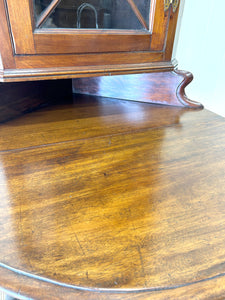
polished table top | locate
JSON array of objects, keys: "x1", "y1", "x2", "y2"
[{"x1": 0, "y1": 95, "x2": 225, "y2": 299}]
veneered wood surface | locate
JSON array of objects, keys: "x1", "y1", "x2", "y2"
[
  {"x1": 150, "y1": 0, "x2": 170, "y2": 51},
  {"x1": 14, "y1": 52, "x2": 164, "y2": 70},
  {"x1": 0, "y1": 95, "x2": 225, "y2": 299},
  {"x1": 164, "y1": 0, "x2": 180, "y2": 60},
  {"x1": 0, "y1": 0, "x2": 15, "y2": 69},
  {"x1": 72, "y1": 71, "x2": 203, "y2": 108},
  {"x1": 6, "y1": 0, "x2": 35, "y2": 54},
  {"x1": 34, "y1": 31, "x2": 151, "y2": 54}
]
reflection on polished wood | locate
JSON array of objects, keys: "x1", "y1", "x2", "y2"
[
  {"x1": 0, "y1": 95, "x2": 225, "y2": 299},
  {"x1": 72, "y1": 71, "x2": 203, "y2": 108}
]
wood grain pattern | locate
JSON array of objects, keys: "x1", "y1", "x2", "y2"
[
  {"x1": 0, "y1": 95, "x2": 186, "y2": 151},
  {"x1": 150, "y1": 0, "x2": 170, "y2": 50},
  {"x1": 6, "y1": 0, "x2": 35, "y2": 54},
  {"x1": 0, "y1": 94, "x2": 225, "y2": 299},
  {"x1": 0, "y1": 0, "x2": 15, "y2": 69},
  {"x1": 34, "y1": 30, "x2": 151, "y2": 54},
  {"x1": 72, "y1": 70, "x2": 203, "y2": 108},
  {"x1": 14, "y1": 51, "x2": 164, "y2": 69},
  {"x1": 164, "y1": 0, "x2": 181, "y2": 60}
]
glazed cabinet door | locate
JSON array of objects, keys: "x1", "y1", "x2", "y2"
[{"x1": 5, "y1": 0, "x2": 175, "y2": 55}]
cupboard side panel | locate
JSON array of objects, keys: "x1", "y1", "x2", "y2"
[
  {"x1": 164, "y1": 0, "x2": 182, "y2": 60},
  {"x1": 6, "y1": 0, "x2": 35, "y2": 54},
  {"x1": 0, "y1": 0, "x2": 15, "y2": 69},
  {"x1": 150, "y1": 0, "x2": 170, "y2": 51}
]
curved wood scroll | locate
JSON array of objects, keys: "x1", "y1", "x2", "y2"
[{"x1": 72, "y1": 70, "x2": 203, "y2": 108}]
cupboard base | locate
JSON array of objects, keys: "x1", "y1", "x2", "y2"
[{"x1": 72, "y1": 70, "x2": 203, "y2": 108}]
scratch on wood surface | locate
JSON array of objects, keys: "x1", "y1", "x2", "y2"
[
  {"x1": 74, "y1": 232, "x2": 85, "y2": 256},
  {"x1": 137, "y1": 245, "x2": 147, "y2": 286}
]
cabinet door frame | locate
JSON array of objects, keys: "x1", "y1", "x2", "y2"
[{"x1": 5, "y1": 0, "x2": 172, "y2": 55}]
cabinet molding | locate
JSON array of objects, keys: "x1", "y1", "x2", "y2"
[{"x1": 1, "y1": 61, "x2": 176, "y2": 82}]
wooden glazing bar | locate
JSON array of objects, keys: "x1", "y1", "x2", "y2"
[
  {"x1": 36, "y1": 0, "x2": 62, "y2": 28},
  {"x1": 126, "y1": 0, "x2": 149, "y2": 30}
]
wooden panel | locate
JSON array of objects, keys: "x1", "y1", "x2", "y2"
[
  {"x1": 15, "y1": 52, "x2": 163, "y2": 69},
  {"x1": 2, "y1": 51, "x2": 172, "y2": 82},
  {"x1": 0, "y1": 99, "x2": 225, "y2": 299},
  {"x1": 164, "y1": 0, "x2": 181, "y2": 60},
  {"x1": 6, "y1": 0, "x2": 35, "y2": 54},
  {"x1": 150, "y1": 0, "x2": 170, "y2": 51},
  {"x1": 0, "y1": 0, "x2": 15, "y2": 69},
  {"x1": 34, "y1": 31, "x2": 151, "y2": 54}
]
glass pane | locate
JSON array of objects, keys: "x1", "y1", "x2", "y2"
[{"x1": 33, "y1": 0, "x2": 151, "y2": 30}]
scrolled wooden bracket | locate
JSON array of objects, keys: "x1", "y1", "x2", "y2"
[
  {"x1": 174, "y1": 69, "x2": 203, "y2": 108},
  {"x1": 72, "y1": 70, "x2": 203, "y2": 109}
]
